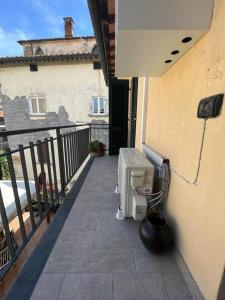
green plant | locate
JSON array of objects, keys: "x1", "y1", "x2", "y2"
[
  {"x1": 0, "y1": 148, "x2": 9, "y2": 180},
  {"x1": 88, "y1": 140, "x2": 105, "y2": 154}
]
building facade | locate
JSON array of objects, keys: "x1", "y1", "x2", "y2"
[{"x1": 0, "y1": 17, "x2": 108, "y2": 149}]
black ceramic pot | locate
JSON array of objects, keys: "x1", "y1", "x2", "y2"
[{"x1": 140, "y1": 213, "x2": 173, "y2": 253}]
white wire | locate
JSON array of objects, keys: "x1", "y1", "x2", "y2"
[{"x1": 169, "y1": 119, "x2": 207, "y2": 185}]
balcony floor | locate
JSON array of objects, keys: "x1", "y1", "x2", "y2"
[{"x1": 28, "y1": 156, "x2": 192, "y2": 299}]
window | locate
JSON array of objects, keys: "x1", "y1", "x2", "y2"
[
  {"x1": 29, "y1": 64, "x2": 38, "y2": 72},
  {"x1": 91, "y1": 97, "x2": 106, "y2": 115},
  {"x1": 29, "y1": 97, "x2": 46, "y2": 115},
  {"x1": 93, "y1": 62, "x2": 101, "y2": 69},
  {"x1": 35, "y1": 47, "x2": 44, "y2": 56}
]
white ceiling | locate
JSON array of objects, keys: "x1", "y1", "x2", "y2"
[{"x1": 115, "y1": 0, "x2": 215, "y2": 77}]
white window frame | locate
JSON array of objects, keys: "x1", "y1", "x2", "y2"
[
  {"x1": 29, "y1": 97, "x2": 46, "y2": 115},
  {"x1": 91, "y1": 96, "x2": 107, "y2": 115}
]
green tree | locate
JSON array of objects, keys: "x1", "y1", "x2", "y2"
[{"x1": 0, "y1": 148, "x2": 9, "y2": 180}]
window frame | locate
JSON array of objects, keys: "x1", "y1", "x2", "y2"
[
  {"x1": 29, "y1": 97, "x2": 47, "y2": 116},
  {"x1": 91, "y1": 96, "x2": 107, "y2": 115}
]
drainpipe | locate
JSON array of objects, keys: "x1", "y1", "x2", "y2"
[{"x1": 141, "y1": 77, "x2": 149, "y2": 145}]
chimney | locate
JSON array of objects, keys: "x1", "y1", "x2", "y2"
[{"x1": 63, "y1": 17, "x2": 74, "y2": 38}]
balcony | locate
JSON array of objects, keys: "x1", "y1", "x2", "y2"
[{"x1": 4, "y1": 151, "x2": 193, "y2": 299}]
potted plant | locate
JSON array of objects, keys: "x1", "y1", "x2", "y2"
[{"x1": 88, "y1": 140, "x2": 105, "y2": 156}]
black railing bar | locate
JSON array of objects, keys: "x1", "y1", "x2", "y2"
[
  {"x1": 71, "y1": 131, "x2": 76, "y2": 176},
  {"x1": 56, "y1": 128, "x2": 65, "y2": 195},
  {"x1": 0, "y1": 124, "x2": 90, "y2": 137},
  {"x1": 19, "y1": 145, "x2": 36, "y2": 230},
  {"x1": 63, "y1": 134, "x2": 69, "y2": 186},
  {"x1": 0, "y1": 189, "x2": 15, "y2": 259},
  {"x1": 74, "y1": 131, "x2": 79, "y2": 173},
  {"x1": 44, "y1": 138, "x2": 54, "y2": 209},
  {"x1": 49, "y1": 137, "x2": 59, "y2": 206},
  {"x1": 37, "y1": 140, "x2": 49, "y2": 217},
  {"x1": 0, "y1": 209, "x2": 50, "y2": 281},
  {"x1": 6, "y1": 149, "x2": 27, "y2": 242},
  {"x1": 29, "y1": 142, "x2": 43, "y2": 220},
  {"x1": 67, "y1": 132, "x2": 72, "y2": 181}
]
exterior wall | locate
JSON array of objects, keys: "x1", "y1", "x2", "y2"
[
  {"x1": 0, "y1": 61, "x2": 108, "y2": 127},
  {"x1": 135, "y1": 0, "x2": 225, "y2": 299},
  {"x1": 22, "y1": 38, "x2": 96, "y2": 56}
]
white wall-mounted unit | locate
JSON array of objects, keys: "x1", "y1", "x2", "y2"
[
  {"x1": 115, "y1": 0, "x2": 215, "y2": 77},
  {"x1": 118, "y1": 148, "x2": 154, "y2": 220}
]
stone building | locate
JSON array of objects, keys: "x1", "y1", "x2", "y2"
[{"x1": 0, "y1": 17, "x2": 108, "y2": 149}]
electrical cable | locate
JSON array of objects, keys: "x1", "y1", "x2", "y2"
[
  {"x1": 169, "y1": 119, "x2": 207, "y2": 185},
  {"x1": 147, "y1": 192, "x2": 164, "y2": 203},
  {"x1": 150, "y1": 198, "x2": 163, "y2": 208},
  {"x1": 136, "y1": 187, "x2": 161, "y2": 196}
]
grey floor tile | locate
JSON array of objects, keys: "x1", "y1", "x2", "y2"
[
  {"x1": 30, "y1": 273, "x2": 65, "y2": 300},
  {"x1": 80, "y1": 183, "x2": 115, "y2": 193},
  {"x1": 58, "y1": 273, "x2": 113, "y2": 300},
  {"x1": 112, "y1": 249, "x2": 135, "y2": 272},
  {"x1": 90, "y1": 249, "x2": 112, "y2": 272},
  {"x1": 96, "y1": 211, "x2": 114, "y2": 232},
  {"x1": 76, "y1": 191, "x2": 115, "y2": 202},
  {"x1": 75, "y1": 192, "x2": 116, "y2": 209},
  {"x1": 134, "y1": 248, "x2": 161, "y2": 273},
  {"x1": 96, "y1": 218, "x2": 113, "y2": 232},
  {"x1": 155, "y1": 253, "x2": 181, "y2": 275},
  {"x1": 135, "y1": 248, "x2": 181, "y2": 274},
  {"x1": 63, "y1": 216, "x2": 97, "y2": 232},
  {"x1": 113, "y1": 221, "x2": 146, "y2": 250},
  {"x1": 43, "y1": 248, "x2": 91, "y2": 273},
  {"x1": 162, "y1": 274, "x2": 193, "y2": 299},
  {"x1": 90, "y1": 248, "x2": 135, "y2": 273},
  {"x1": 114, "y1": 273, "x2": 168, "y2": 300},
  {"x1": 71, "y1": 230, "x2": 113, "y2": 249}
]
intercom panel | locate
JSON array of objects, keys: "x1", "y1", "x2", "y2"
[{"x1": 197, "y1": 94, "x2": 224, "y2": 119}]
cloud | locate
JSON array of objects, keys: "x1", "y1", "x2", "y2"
[
  {"x1": 0, "y1": 27, "x2": 32, "y2": 56},
  {"x1": 32, "y1": 0, "x2": 63, "y2": 36}
]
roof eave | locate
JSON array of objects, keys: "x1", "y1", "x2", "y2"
[
  {"x1": 17, "y1": 36, "x2": 95, "y2": 45},
  {"x1": 87, "y1": 0, "x2": 109, "y2": 85},
  {"x1": 0, "y1": 53, "x2": 99, "y2": 66}
]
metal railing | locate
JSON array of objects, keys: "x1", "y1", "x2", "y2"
[
  {"x1": 90, "y1": 123, "x2": 109, "y2": 151},
  {"x1": 0, "y1": 123, "x2": 91, "y2": 280}
]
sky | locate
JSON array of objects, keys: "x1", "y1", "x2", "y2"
[{"x1": 0, "y1": 0, "x2": 94, "y2": 57}]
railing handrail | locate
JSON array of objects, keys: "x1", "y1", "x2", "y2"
[
  {"x1": 0, "y1": 123, "x2": 109, "y2": 137},
  {"x1": 0, "y1": 123, "x2": 89, "y2": 137}
]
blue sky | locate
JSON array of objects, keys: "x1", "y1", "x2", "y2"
[{"x1": 0, "y1": 0, "x2": 93, "y2": 57}]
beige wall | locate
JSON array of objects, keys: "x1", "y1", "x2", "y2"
[
  {"x1": 0, "y1": 61, "x2": 108, "y2": 123},
  {"x1": 135, "y1": 0, "x2": 225, "y2": 299}
]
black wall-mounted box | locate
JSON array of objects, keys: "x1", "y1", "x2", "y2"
[{"x1": 197, "y1": 94, "x2": 224, "y2": 119}]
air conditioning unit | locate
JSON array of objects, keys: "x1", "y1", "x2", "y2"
[{"x1": 118, "y1": 148, "x2": 154, "y2": 220}]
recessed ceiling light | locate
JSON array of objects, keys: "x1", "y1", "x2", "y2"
[
  {"x1": 171, "y1": 50, "x2": 179, "y2": 55},
  {"x1": 182, "y1": 37, "x2": 192, "y2": 43},
  {"x1": 165, "y1": 60, "x2": 172, "y2": 64}
]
